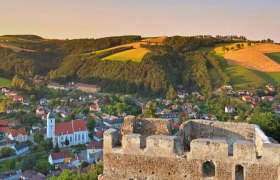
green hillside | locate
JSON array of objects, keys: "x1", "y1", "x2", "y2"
[{"x1": 200, "y1": 42, "x2": 280, "y2": 88}]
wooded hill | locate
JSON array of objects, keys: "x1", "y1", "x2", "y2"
[{"x1": 0, "y1": 35, "x2": 254, "y2": 96}]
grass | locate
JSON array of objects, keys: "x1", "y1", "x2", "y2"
[
  {"x1": 199, "y1": 42, "x2": 269, "y2": 88},
  {"x1": 265, "y1": 52, "x2": 280, "y2": 64},
  {"x1": 102, "y1": 48, "x2": 149, "y2": 62},
  {"x1": 0, "y1": 77, "x2": 12, "y2": 87}
]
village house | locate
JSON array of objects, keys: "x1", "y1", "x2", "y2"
[
  {"x1": 5, "y1": 91, "x2": 17, "y2": 97},
  {"x1": 0, "y1": 86, "x2": 9, "y2": 93},
  {"x1": 20, "y1": 170, "x2": 46, "y2": 180},
  {"x1": 274, "y1": 108, "x2": 280, "y2": 115},
  {"x1": 5, "y1": 106, "x2": 18, "y2": 114},
  {"x1": 225, "y1": 106, "x2": 235, "y2": 113},
  {"x1": 0, "y1": 169, "x2": 22, "y2": 180},
  {"x1": 79, "y1": 96, "x2": 89, "y2": 102},
  {"x1": 22, "y1": 99, "x2": 30, "y2": 106},
  {"x1": 36, "y1": 106, "x2": 45, "y2": 115},
  {"x1": 12, "y1": 142, "x2": 29, "y2": 155},
  {"x1": 89, "y1": 105, "x2": 102, "y2": 112},
  {"x1": 266, "y1": 84, "x2": 275, "y2": 91},
  {"x1": 54, "y1": 106, "x2": 71, "y2": 113},
  {"x1": 40, "y1": 98, "x2": 49, "y2": 106},
  {"x1": 83, "y1": 148, "x2": 103, "y2": 164},
  {"x1": 242, "y1": 96, "x2": 252, "y2": 102},
  {"x1": 69, "y1": 154, "x2": 84, "y2": 168},
  {"x1": 202, "y1": 114, "x2": 217, "y2": 121},
  {"x1": 103, "y1": 118, "x2": 124, "y2": 129},
  {"x1": 8, "y1": 128, "x2": 28, "y2": 142},
  {"x1": 47, "y1": 82, "x2": 69, "y2": 90},
  {"x1": 75, "y1": 83, "x2": 101, "y2": 93},
  {"x1": 261, "y1": 96, "x2": 275, "y2": 102},
  {"x1": 48, "y1": 151, "x2": 71, "y2": 165}
]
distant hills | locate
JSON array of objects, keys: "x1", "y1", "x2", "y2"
[{"x1": 0, "y1": 34, "x2": 279, "y2": 96}]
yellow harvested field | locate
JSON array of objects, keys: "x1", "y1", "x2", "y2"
[
  {"x1": 224, "y1": 43, "x2": 280, "y2": 72},
  {"x1": 215, "y1": 42, "x2": 254, "y2": 55},
  {"x1": 141, "y1": 37, "x2": 166, "y2": 44},
  {"x1": 102, "y1": 48, "x2": 149, "y2": 62},
  {"x1": 0, "y1": 43, "x2": 35, "y2": 52}
]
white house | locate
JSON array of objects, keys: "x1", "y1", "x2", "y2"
[
  {"x1": 8, "y1": 128, "x2": 28, "y2": 142},
  {"x1": 86, "y1": 149, "x2": 102, "y2": 163},
  {"x1": 225, "y1": 106, "x2": 235, "y2": 113},
  {"x1": 47, "y1": 112, "x2": 89, "y2": 147},
  {"x1": 48, "y1": 151, "x2": 71, "y2": 165}
]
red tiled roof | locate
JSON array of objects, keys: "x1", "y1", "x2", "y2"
[
  {"x1": 55, "y1": 122, "x2": 73, "y2": 136},
  {"x1": 94, "y1": 130, "x2": 104, "y2": 139},
  {"x1": 55, "y1": 119, "x2": 87, "y2": 136},
  {"x1": 0, "y1": 127, "x2": 11, "y2": 133},
  {"x1": 88, "y1": 141, "x2": 103, "y2": 149},
  {"x1": 13, "y1": 95, "x2": 23, "y2": 101},
  {"x1": 72, "y1": 119, "x2": 87, "y2": 132},
  {"x1": 9, "y1": 128, "x2": 27, "y2": 136},
  {"x1": 0, "y1": 120, "x2": 9, "y2": 127},
  {"x1": 50, "y1": 151, "x2": 70, "y2": 160}
]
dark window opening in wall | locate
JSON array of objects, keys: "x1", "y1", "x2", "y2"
[
  {"x1": 183, "y1": 138, "x2": 190, "y2": 152},
  {"x1": 235, "y1": 165, "x2": 244, "y2": 180},
  {"x1": 202, "y1": 161, "x2": 215, "y2": 177}
]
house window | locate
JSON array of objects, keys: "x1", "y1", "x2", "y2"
[
  {"x1": 78, "y1": 134, "x2": 80, "y2": 141},
  {"x1": 235, "y1": 165, "x2": 244, "y2": 180},
  {"x1": 75, "y1": 134, "x2": 77, "y2": 141},
  {"x1": 202, "y1": 161, "x2": 215, "y2": 177},
  {"x1": 70, "y1": 136, "x2": 72, "y2": 142},
  {"x1": 82, "y1": 134, "x2": 84, "y2": 140}
]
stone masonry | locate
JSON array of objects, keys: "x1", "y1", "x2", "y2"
[{"x1": 103, "y1": 116, "x2": 280, "y2": 180}]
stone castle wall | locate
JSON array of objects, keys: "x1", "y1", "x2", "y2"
[{"x1": 103, "y1": 118, "x2": 280, "y2": 180}]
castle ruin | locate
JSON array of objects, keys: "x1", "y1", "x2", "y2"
[{"x1": 103, "y1": 116, "x2": 280, "y2": 180}]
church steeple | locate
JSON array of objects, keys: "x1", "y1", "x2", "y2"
[{"x1": 47, "y1": 112, "x2": 55, "y2": 141}]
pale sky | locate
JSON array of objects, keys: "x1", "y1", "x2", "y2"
[{"x1": 1, "y1": 0, "x2": 280, "y2": 42}]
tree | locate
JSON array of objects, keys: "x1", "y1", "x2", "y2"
[
  {"x1": 236, "y1": 44, "x2": 241, "y2": 49},
  {"x1": 80, "y1": 161, "x2": 89, "y2": 169},
  {"x1": 249, "y1": 111, "x2": 280, "y2": 141},
  {"x1": 54, "y1": 142, "x2": 60, "y2": 153},
  {"x1": 30, "y1": 95, "x2": 36, "y2": 102},
  {"x1": 64, "y1": 138, "x2": 70, "y2": 147},
  {"x1": 86, "y1": 118, "x2": 96, "y2": 132},
  {"x1": 0, "y1": 147, "x2": 14, "y2": 158},
  {"x1": 143, "y1": 101, "x2": 157, "y2": 118},
  {"x1": 96, "y1": 161, "x2": 103, "y2": 175},
  {"x1": 166, "y1": 85, "x2": 176, "y2": 100},
  {"x1": 34, "y1": 160, "x2": 53, "y2": 175},
  {"x1": 21, "y1": 155, "x2": 36, "y2": 171},
  {"x1": 41, "y1": 138, "x2": 53, "y2": 152},
  {"x1": 5, "y1": 159, "x2": 16, "y2": 170},
  {"x1": 34, "y1": 131, "x2": 44, "y2": 144}
]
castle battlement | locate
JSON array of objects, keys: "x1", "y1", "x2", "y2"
[
  {"x1": 104, "y1": 129, "x2": 179, "y2": 157},
  {"x1": 103, "y1": 117, "x2": 280, "y2": 180}
]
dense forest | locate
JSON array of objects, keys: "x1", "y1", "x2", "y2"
[{"x1": 0, "y1": 35, "x2": 243, "y2": 96}]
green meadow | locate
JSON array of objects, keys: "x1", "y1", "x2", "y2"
[{"x1": 0, "y1": 77, "x2": 12, "y2": 87}]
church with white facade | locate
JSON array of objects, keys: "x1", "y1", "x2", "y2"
[{"x1": 47, "y1": 112, "x2": 89, "y2": 147}]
